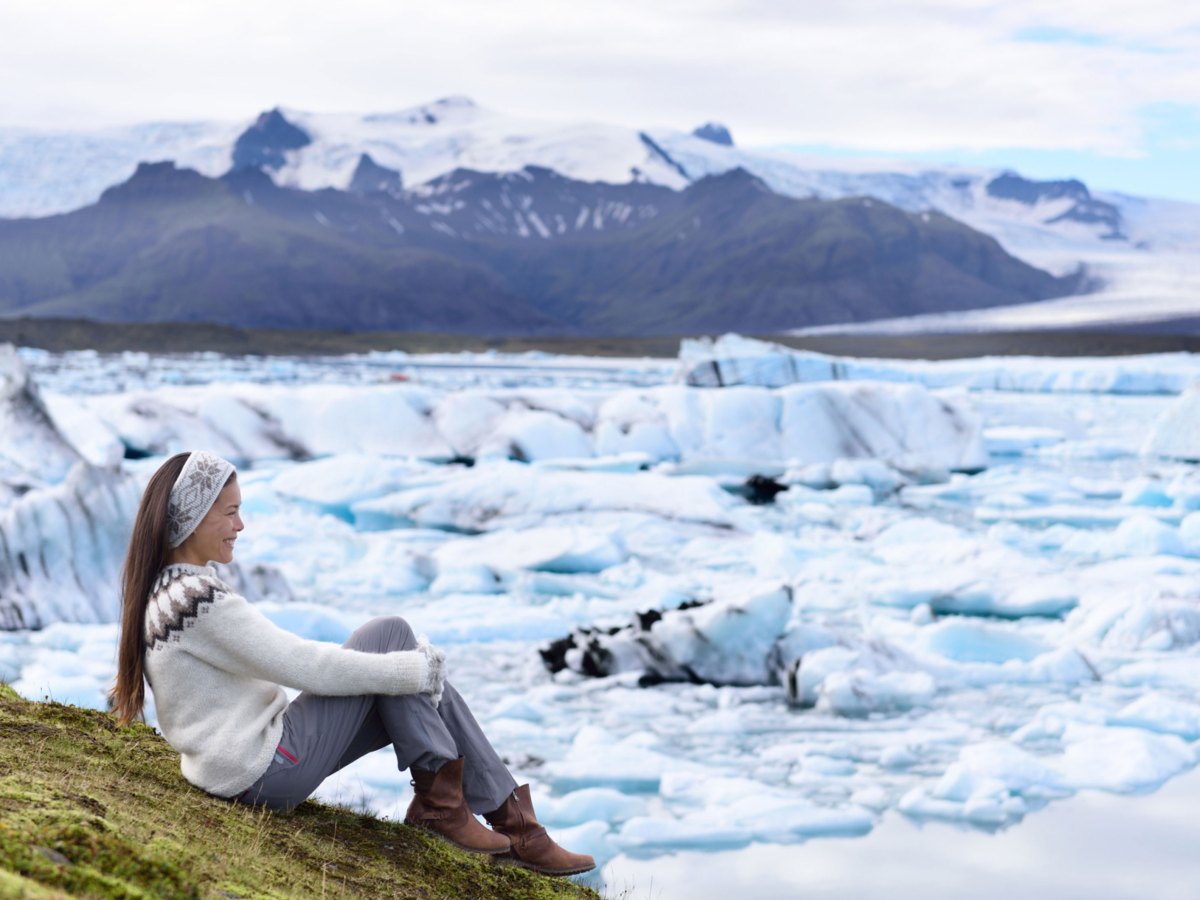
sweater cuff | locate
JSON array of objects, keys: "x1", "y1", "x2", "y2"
[{"x1": 395, "y1": 649, "x2": 428, "y2": 695}]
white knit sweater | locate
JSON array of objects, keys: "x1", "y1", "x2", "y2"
[{"x1": 143, "y1": 563, "x2": 428, "y2": 798}]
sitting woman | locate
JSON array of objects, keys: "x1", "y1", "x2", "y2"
[{"x1": 109, "y1": 450, "x2": 593, "y2": 877}]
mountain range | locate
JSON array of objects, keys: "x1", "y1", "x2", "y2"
[
  {"x1": 0, "y1": 156, "x2": 1079, "y2": 335},
  {"x1": 1, "y1": 98, "x2": 1197, "y2": 335}
]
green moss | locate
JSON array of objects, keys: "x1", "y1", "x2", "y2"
[{"x1": 0, "y1": 686, "x2": 598, "y2": 899}]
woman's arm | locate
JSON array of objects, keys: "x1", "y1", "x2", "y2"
[{"x1": 185, "y1": 584, "x2": 429, "y2": 696}]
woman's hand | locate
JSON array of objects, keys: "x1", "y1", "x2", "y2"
[{"x1": 415, "y1": 635, "x2": 447, "y2": 706}]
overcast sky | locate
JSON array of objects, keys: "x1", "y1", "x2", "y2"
[{"x1": 3, "y1": 0, "x2": 1198, "y2": 201}]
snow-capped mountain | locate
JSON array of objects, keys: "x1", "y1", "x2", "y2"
[
  {"x1": 0, "y1": 97, "x2": 687, "y2": 218},
  {"x1": 3, "y1": 97, "x2": 1195, "y2": 256},
  {"x1": 2, "y1": 96, "x2": 1198, "y2": 331}
]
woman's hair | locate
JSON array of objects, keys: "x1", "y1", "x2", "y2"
[{"x1": 109, "y1": 452, "x2": 235, "y2": 725}]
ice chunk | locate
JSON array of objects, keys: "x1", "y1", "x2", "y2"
[
  {"x1": 535, "y1": 452, "x2": 653, "y2": 473},
  {"x1": 1143, "y1": 385, "x2": 1200, "y2": 461},
  {"x1": 41, "y1": 392, "x2": 124, "y2": 467},
  {"x1": 1179, "y1": 511, "x2": 1200, "y2": 549},
  {"x1": 0, "y1": 344, "x2": 83, "y2": 486},
  {"x1": 899, "y1": 740, "x2": 1068, "y2": 827},
  {"x1": 783, "y1": 641, "x2": 935, "y2": 716},
  {"x1": 258, "y1": 603, "x2": 360, "y2": 644},
  {"x1": 536, "y1": 787, "x2": 648, "y2": 826},
  {"x1": 1116, "y1": 658, "x2": 1200, "y2": 692},
  {"x1": 681, "y1": 335, "x2": 1200, "y2": 395},
  {"x1": 545, "y1": 726, "x2": 695, "y2": 792},
  {"x1": 819, "y1": 669, "x2": 936, "y2": 717},
  {"x1": 778, "y1": 382, "x2": 986, "y2": 471},
  {"x1": 253, "y1": 384, "x2": 454, "y2": 458},
  {"x1": 0, "y1": 463, "x2": 140, "y2": 629},
  {"x1": 1121, "y1": 477, "x2": 1174, "y2": 508},
  {"x1": 1109, "y1": 693, "x2": 1200, "y2": 740},
  {"x1": 593, "y1": 391, "x2": 681, "y2": 460},
  {"x1": 7, "y1": 622, "x2": 120, "y2": 708},
  {"x1": 490, "y1": 696, "x2": 548, "y2": 723},
  {"x1": 432, "y1": 392, "x2": 506, "y2": 458},
  {"x1": 1069, "y1": 586, "x2": 1200, "y2": 650},
  {"x1": 650, "y1": 585, "x2": 792, "y2": 685},
  {"x1": 984, "y1": 426, "x2": 1065, "y2": 456},
  {"x1": 616, "y1": 795, "x2": 873, "y2": 849},
  {"x1": 1055, "y1": 724, "x2": 1196, "y2": 793},
  {"x1": 1063, "y1": 515, "x2": 1193, "y2": 559},
  {"x1": 434, "y1": 525, "x2": 626, "y2": 575},
  {"x1": 483, "y1": 407, "x2": 593, "y2": 462},
  {"x1": 352, "y1": 462, "x2": 739, "y2": 532},
  {"x1": 932, "y1": 742, "x2": 1070, "y2": 802},
  {"x1": 698, "y1": 387, "x2": 783, "y2": 462},
  {"x1": 915, "y1": 620, "x2": 1051, "y2": 664},
  {"x1": 828, "y1": 458, "x2": 907, "y2": 494},
  {"x1": 544, "y1": 584, "x2": 792, "y2": 686},
  {"x1": 428, "y1": 563, "x2": 504, "y2": 596},
  {"x1": 270, "y1": 453, "x2": 429, "y2": 518},
  {"x1": 88, "y1": 383, "x2": 455, "y2": 461}
]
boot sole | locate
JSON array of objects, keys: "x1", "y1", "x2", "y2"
[{"x1": 492, "y1": 854, "x2": 596, "y2": 876}]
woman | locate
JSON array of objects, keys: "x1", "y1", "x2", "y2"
[{"x1": 109, "y1": 450, "x2": 594, "y2": 877}]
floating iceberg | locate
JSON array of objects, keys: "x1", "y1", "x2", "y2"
[
  {"x1": 0, "y1": 344, "x2": 83, "y2": 491},
  {"x1": 1143, "y1": 385, "x2": 1200, "y2": 461},
  {"x1": 0, "y1": 463, "x2": 140, "y2": 629},
  {"x1": 71, "y1": 376, "x2": 986, "y2": 476}
]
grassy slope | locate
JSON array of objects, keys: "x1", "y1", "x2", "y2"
[{"x1": 0, "y1": 684, "x2": 597, "y2": 899}]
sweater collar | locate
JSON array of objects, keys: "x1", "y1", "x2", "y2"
[{"x1": 161, "y1": 562, "x2": 217, "y2": 578}]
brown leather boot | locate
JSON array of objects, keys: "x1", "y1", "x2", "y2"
[
  {"x1": 485, "y1": 784, "x2": 596, "y2": 876},
  {"x1": 404, "y1": 758, "x2": 511, "y2": 855}
]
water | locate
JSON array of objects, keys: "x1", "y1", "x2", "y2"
[{"x1": 604, "y1": 761, "x2": 1200, "y2": 899}]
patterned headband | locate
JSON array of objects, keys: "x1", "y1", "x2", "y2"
[{"x1": 166, "y1": 451, "x2": 237, "y2": 548}]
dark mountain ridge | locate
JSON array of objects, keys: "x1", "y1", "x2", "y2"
[
  {"x1": 986, "y1": 172, "x2": 1124, "y2": 240},
  {"x1": 0, "y1": 161, "x2": 1084, "y2": 336}
]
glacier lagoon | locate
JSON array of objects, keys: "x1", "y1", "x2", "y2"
[{"x1": 3, "y1": 338, "x2": 1200, "y2": 897}]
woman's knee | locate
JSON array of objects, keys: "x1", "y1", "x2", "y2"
[{"x1": 346, "y1": 616, "x2": 416, "y2": 652}]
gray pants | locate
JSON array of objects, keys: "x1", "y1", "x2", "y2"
[{"x1": 235, "y1": 616, "x2": 517, "y2": 814}]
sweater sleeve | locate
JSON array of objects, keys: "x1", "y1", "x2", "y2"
[{"x1": 186, "y1": 584, "x2": 428, "y2": 696}]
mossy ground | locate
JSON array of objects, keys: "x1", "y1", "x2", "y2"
[{"x1": 0, "y1": 683, "x2": 599, "y2": 899}]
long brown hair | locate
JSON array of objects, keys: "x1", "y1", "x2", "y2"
[{"x1": 110, "y1": 452, "x2": 190, "y2": 725}]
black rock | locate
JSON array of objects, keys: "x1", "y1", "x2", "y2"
[
  {"x1": 692, "y1": 122, "x2": 734, "y2": 146},
  {"x1": 98, "y1": 161, "x2": 214, "y2": 205},
  {"x1": 231, "y1": 108, "x2": 312, "y2": 172},
  {"x1": 742, "y1": 474, "x2": 787, "y2": 505},
  {"x1": 987, "y1": 172, "x2": 1124, "y2": 239},
  {"x1": 986, "y1": 172, "x2": 1089, "y2": 205},
  {"x1": 638, "y1": 132, "x2": 690, "y2": 180},
  {"x1": 1047, "y1": 198, "x2": 1126, "y2": 240},
  {"x1": 348, "y1": 153, "x2": 403, "y2": 195}
]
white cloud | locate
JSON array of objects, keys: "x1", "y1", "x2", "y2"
[{"x1": 0, "y1": 0, "x2": 1196, "y2": 158}]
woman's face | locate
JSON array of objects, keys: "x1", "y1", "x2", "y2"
[{"x1": 177, "y1": 478, "x2": 244, "y2": 566}]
